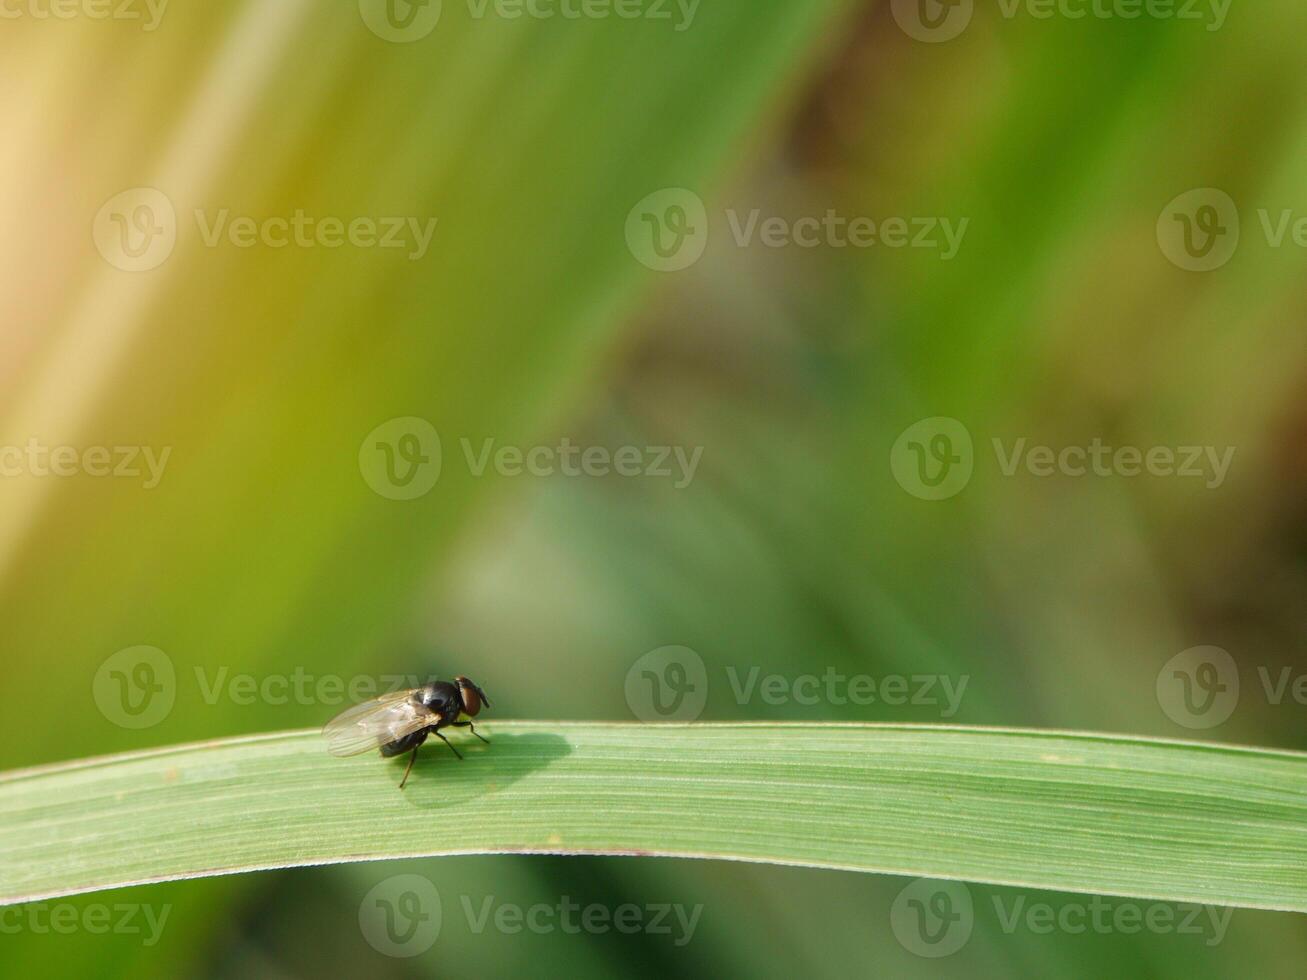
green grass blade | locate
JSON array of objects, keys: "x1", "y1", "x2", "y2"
[{"x1": 3, "y1": 723, "x2": 1305, "y2": 911}]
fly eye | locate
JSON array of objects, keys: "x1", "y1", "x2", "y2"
[{"x1": 458, "y1": 682, "x2": 481, "y2": 717}]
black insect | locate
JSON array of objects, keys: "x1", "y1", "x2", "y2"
[{"x1": 323, "y1": 676, "x2": 491, "y2": 789}]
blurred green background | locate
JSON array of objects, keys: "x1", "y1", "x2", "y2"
[{"x1": 3, "y1": 0, "x2": 1306, "y2": 975}]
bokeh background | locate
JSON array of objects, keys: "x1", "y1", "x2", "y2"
[{"x1": 3, "y1": 0, "x2": 1307, "y2": 975}]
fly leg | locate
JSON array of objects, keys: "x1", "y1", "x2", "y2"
[
  {"x1": 433, "y1": 730, "x2": 464, "y2": 760},
  {"x1": 399, "y1": 746, "x2": 419, "y2": 790},
  {"x1": 452, "y1": 721, "x2": 490, "y2": 745}
]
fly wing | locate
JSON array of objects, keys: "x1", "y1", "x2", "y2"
[{"x1": 322, "y1": 690, "x2": 441, "y2": 757}]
